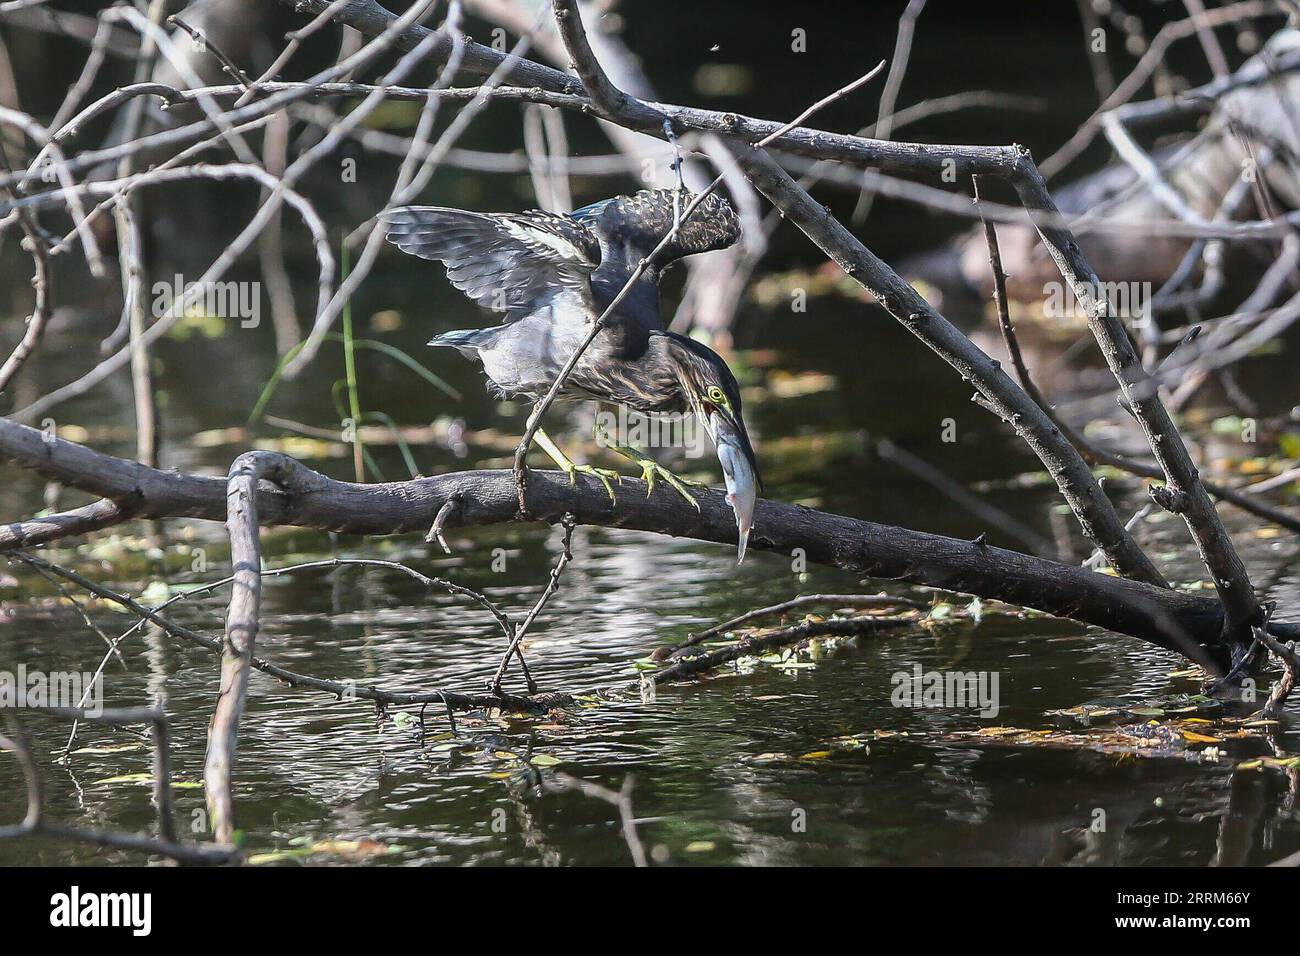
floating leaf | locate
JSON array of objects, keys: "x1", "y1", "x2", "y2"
[
  {"x1": 529, "y1": 754, "x2": 562, "y2": 767},
  {"x1": 248, "y1": 838, "x2": 398, "y2": 865},
  {"x1": 91, "y1": 772, "x2": 153, "y2": 786},
  {"x1": 70, "y1": 743, "x2": 147, "y2": 756},
  {"x1": 247, "y1": 847, "x2": 314, "y2": 865},
  {"x1": 91, "y1": 773, "x2": 201, "y2": 789}
]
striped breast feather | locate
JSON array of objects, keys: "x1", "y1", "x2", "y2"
[{"x1": 380, "y1": 206, "x2": 601, "y2": 317}]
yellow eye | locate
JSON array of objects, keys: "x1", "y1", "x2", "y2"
[{"x1": 707, "y1": 386, "x2": 728, "y2": 406}]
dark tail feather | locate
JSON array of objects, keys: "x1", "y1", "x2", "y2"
[{"x1": 428, "y1": 329, "x2": 488, "y2": 350}]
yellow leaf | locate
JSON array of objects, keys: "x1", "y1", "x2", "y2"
[{"x1": 977, "y1": 726, "x2": 1022, "y2": 737}]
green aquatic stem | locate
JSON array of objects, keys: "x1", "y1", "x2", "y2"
[
  {"x1": 329, "y1": 379, "x2": 385, "y2": 482},
  {"x1": 247, "y1": 335, "x2": 460, "y2": 426},
  {"x1": 341, "y1": 241, "x2": 365, "y2": 481},
  {"x1": 359, "y1": 410, "x2": 422, "y2": 479}
]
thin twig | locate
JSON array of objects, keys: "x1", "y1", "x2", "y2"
[{"x1": 491, "y1": 514, "x2": 576, "y2": 694}]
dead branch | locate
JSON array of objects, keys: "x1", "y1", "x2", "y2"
[
  {"x1": 544, "y1": 772, "x2": 646, "y2": 866},
  {"x1": 652, "y1": 616, "x2": 911, "y2": 685},
  {"x1": 0, "y1": 417, "x2": 1281, "y2": 672},
  {"x1": 654, "y1": 593, "x2": 924, "y2": 662},
  {"x1": 738, "y1": 149, "x2": 1168, "y2": 585},
  {"x1": 543, "y1": 0, "x2": 1170, "y2": 586},
  {"x1": 1009, "y1": 159, "x2": 1265, "y2": 642},
  {"x1": 491, "y1": 515, "x2": 576, "y2": 694},
  {"x1": 0, "y1": 707, "x2": 237, "y2": 865},
  {"x1": 0, "y1": 0, "x2": 1294, "y2": 866},
  {"x1": 1041, "y1": 0, "x2": 1286, "y2": 178},
  {"x1": 973, "y1": 175, "x2": 1300, "y2": 536},
  {"x1": 12, "y1": 551, "x2": 564, "y2": 715}
]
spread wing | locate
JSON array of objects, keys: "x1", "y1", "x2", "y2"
[{"x1": 381, "y1": 206, "x2": 601, "y2": 320}]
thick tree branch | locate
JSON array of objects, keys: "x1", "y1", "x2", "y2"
[
  {"x1": 287, "y1": 0, "x2": 585, "y2": 95},
  {"x1": 205, "y1": 451, "x2": 278, "y2": 844},
  {"x1": 733, "y1": 149, "x2": 1167, "y2": 586},
  {"x1": 0, "y1": 416, "x2": 1268, "y2": 672},
  {"x1": 547, "y1": 0, "x2": 1272, "y2": 652},
  {"x1": 973, "y1": 176, "x2": 1300, "y2": 536},
  {"x1": 266, "y1": 0, "x2": 1020, "y2": 185},
  {"x1": 1009, "y1": 157, "x2": 1264, "y2": 641}
]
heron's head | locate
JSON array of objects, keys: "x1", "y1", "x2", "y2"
[{"x1": 660, "y1": 332, "x2": 761, "y2": 563}]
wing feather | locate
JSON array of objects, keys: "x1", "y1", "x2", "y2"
[{"x1": 381, "y1": 206, "x2": 600, "y2": 319}]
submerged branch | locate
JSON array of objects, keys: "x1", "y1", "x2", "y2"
[
  {"x1": 653, "y1": 616, "x2": 912, "y2": 685},
  {"x1": 12, "y1": 551, "x2": 565, "y2": 715}
]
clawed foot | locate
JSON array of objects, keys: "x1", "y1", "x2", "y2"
[
  {"x1": 593, "y1": 422, "x2": 702, "y2": 510},
  {"x1": 635, "y1": 458, "x2": 701, "y2": 510},
  {"x1": 563, "y1": 461, "x2": 622, "y2": 502},
  {"x1": 533, "y1": 427, "x2": 621, "y2": 503}
]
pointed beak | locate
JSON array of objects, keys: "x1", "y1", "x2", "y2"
[{"x1": 704, "y1": 409, "x2": 759, "y2": 564}]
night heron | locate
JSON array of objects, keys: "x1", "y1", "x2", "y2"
[{"x1": 381, "y1": 188, "x2": 760, "y2": 562}]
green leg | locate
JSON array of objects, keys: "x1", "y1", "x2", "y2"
[
  {"x1": 533, "y1": 426, "x2": 621, "y2": 502},
  {"x1": 593, "y1": 420, "x2": 701, "y2": 511}
]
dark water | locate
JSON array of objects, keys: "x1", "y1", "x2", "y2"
[
  {"x1": 2, "y1": 1, "x2": 1299, "y2": 866},
  {"x1": 3, "y1": 288, "x2": 1298, "y2": 866}
]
